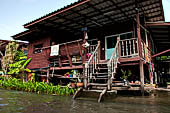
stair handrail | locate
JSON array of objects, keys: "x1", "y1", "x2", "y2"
[
  {"x1": 107, "y1": 37, "x2": 120, "y2": 79},
  {"x1": 85, "y1": 41, "x2": 100, "y2": 85},
  {"x1": 87, "y1": 43, "x2": 100, "y2": 64}
]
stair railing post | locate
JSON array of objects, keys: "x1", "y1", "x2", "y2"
[
  {"x1": 117, "y1": 37, "x2": 121, "y2": 59},
  {"x1": 84, "y1": 63, "x2": 88, "y2": 88},
  {"x1": 107, "y1": 63, "x2": 111, "y2": 90},
  {"x1": 97, "y1": 41, "x2": 101, "y2": 63}
]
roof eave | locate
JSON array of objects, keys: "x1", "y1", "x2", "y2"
[{"x1": 23, "y1": 0, "x2": 89, "y2": 28}]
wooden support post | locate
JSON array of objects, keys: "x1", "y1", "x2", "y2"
[
  {"x1": 64, "y1": 44, "x2": 72, "y2": 67},
  {"x1": 78, "y1": 41, "x2": 84, "y2": 63},
  {"x1": 84, "y1": 76, "x2": 87, "y2": 89},
  {"x1": 98, "y1": 88, "x2": 107, "y2": 103},
  {"x1": 136, "y1": 10, "x2": 142, "y2": 58},
  {"x1": 136, "y1": 7, "x2": 144, "y2": 93},
  {"x1": 97, "y1": 41, "x2": 101, "y2": 62},
  {"x1": 139, "y1": 60, "x2": 144, "y2": 92},
  {"x1": 58, "y1": 57, "x2": 62, "y2": 67},
  {"x1": 47, "y1": 69, "x2": 50, "y2": 83},
  {"x1": 83, "y1": 31, "x2": 87, "y2": 63},
  {"x1": 107, "y1": 78, "x2": 111, "y2": 91}
]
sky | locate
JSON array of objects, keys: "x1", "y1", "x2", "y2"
[{"x1": 0, "y1": 0, "x2": 169, "y2": 40}]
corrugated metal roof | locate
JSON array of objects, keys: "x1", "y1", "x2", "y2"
[
  {"x1": 24, "y1": 0, "x2": 85, "y2": 28},
  {"x1": 24, "y1": 0, "x2": 164, "y2": 29},
  {"x1": 146, "y1": 22, "x2": 170, "y2": 52},
  {"x1": 13, "y1": 0, "x2": 165, "y2": 40}
]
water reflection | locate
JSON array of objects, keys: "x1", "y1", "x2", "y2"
[{"x1": 0, "y1": 89, "x2": 170, "y2": 113}]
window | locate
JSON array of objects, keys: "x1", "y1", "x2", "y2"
[{"x1": 33, "y1": 44, "x2": 43, "y2": 54}]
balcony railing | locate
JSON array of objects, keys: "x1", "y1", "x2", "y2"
[{"x1": 119, "y1": 38, "x2": 138, "y2": 58}]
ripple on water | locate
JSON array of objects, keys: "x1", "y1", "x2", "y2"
[{"x1": 0, "y1": 103, "x2": 8, "y2": 106}]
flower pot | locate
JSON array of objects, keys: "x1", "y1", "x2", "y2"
[
  {"x1": 71, "y1": 83, "x2": 76, "y2": 88},
  {"x1": 76, "y1": 82, "x2": 84, "y2": 87}
]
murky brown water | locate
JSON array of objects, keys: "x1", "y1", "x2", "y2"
[{"x1": 0, "y1": 89, "x2": 170, "y2": 113}]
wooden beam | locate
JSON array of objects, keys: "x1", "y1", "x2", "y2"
[
  {"x1": 146, "y1": 22, "x2": 170, "y2": 27},
  {"x1": 136, "y1": 9, "x2": 142, "y2": 58},
  {"x1": 77, "y1": 41, "x2": 84, "y2": 63},
  {"x1": 152, "y1": 49, "x2": 170, "y2": 58},
  {"x1": 119, "y1": 57, "x2": 140, "y2": 63},
  {"x1": 49, "y1": 65, "x2": 83, "y2": 70},
  {"x1": 64, "y1": 44, "x2": 72, "y2": 67},
  {"x1": 58, "y1": 57, "x2": 62, "y2": 67},
  {"x1": 136, "y1": 3, "x2": 144, "y2": 93},
  {"x1": 119, "y1": 63, "x2": 139, "y2": 66}
]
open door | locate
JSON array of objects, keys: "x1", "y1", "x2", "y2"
[
  {"x1": 105, "y1": 32, "x2": 133, "y2": 60},
  {"x1": 105, "y1": 35, "x2": 117, "y2": 60}
]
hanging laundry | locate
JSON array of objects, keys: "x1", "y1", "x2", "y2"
[{"x1": 50, "y1": 45, "x2": 59, "y2": 56}]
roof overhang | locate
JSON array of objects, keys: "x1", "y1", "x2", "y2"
[
  {"x1": 13, "y1": 0, "x2": 165, "y2": 40},
  {"x1": 146, "y1": 22, "x2": 170, "y2": 52}
]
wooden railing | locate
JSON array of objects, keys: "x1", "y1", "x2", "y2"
[
  {"x1": 85, "y1": 41, "x2": 100, "y2": 84},
  {"x1": 119, "y1": 38, "x2": 138, "y2": 58},
  {"x1": 107, "y1": 37, "x2": 120, "y2": 90},
  {"x1": 86, "y1": 44, "x2": 97, "y2": 54},
  {"x1": 119, "y1": 38, "x2": 151, "y2": 62},
  {"x1": 141, "y1": 40, "x2": 152, "y2": 63}
]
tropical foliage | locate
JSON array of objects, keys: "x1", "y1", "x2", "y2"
[
  {"x1": 0, "y1": 77, "x2": 75, "y2": 96},
  {"x1": 1, "y1": 41, "x2": 19, "y2": 74},
  {"x1": 1, "y1": 41, "x2": 31, "y2": 80}
]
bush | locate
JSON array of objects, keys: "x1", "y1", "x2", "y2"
[{"x1": 0, "y1": 77, "x2": 75, "y2": 96}]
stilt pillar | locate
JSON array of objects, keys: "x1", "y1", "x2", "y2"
[
  {"x1": 139, "y1": 60, "x2": 144, "y2": 92},
  {"x1": 136, "y1": 5, "x2": 145, "y2": 93}
]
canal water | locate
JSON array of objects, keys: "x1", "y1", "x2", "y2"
[{"x1": 0, "y1": 89, "x2": 170, "y2": 113}]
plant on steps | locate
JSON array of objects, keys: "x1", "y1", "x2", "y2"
[{"x1": 120, "y1": 69, "x2": 132, "y2": 85}]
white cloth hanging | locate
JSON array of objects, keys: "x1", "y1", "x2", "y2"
[{"x1": 50, "y1": 45, "x2": 59, "y2": 56}]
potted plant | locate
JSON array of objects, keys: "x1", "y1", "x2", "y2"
[{"x1": 120, "y1": 69, "x2": 132, "y2": 86}]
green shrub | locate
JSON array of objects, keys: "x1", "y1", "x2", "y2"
[{"x1": 0, "y1": 77, "x2": 76, "y2": 96}]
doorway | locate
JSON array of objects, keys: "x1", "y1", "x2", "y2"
[{"x1": 105, "y1": 32, "x2": 133, "y2": 60}]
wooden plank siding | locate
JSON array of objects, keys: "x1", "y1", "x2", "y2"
[{"x1": 27, "y1": 36, "x2": 51, "y2": 69}]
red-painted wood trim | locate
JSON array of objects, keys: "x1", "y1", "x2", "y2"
[
  {"x1": 152, "y1": 49, "x2": 170, "y2": 58},
  {"x1": 119, "y1": 57, "x2": 140, "y2": 63},
  {"x1": 119, "y1": 62, "x2": 139, "y2": 66},
  {"x1": 146, "y1": 22, "x2": 170, "y2": 26},
  {"x1": 49, "y1": 65, "x2": 83, "y2": 70},
  {"x1": 13, "y1": 30, "x2": 33, "y2": 39},
  {"x1": 24, "y1": 0, "x2": 90, "y2": 28}
]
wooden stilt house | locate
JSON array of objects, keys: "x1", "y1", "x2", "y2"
[{"x1": 12, "y1": 0, "x2": 170, "y2": 93}]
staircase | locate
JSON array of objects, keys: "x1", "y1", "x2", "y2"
[
  {"x1": 84, "y1": 39, "x2": 120, "y2": 91},
  {"x1": 73, "y1": 37, "x2": 145, "y2": 102}
]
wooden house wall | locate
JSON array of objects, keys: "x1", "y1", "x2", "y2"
[{"x1": 27, "y1": 36, "x2": 51, "y2": 69}]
